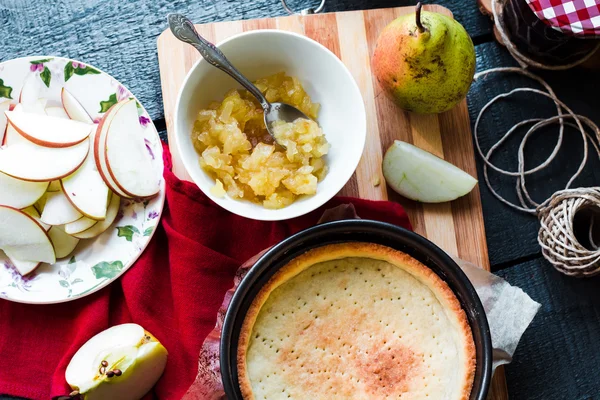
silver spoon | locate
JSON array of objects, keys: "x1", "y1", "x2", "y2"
[{"x1": 168, "y1": 13, "x2": 310, "y2": 147}]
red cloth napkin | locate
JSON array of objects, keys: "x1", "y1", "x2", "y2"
[{"x1": 0, "y1": 144, "x2": 411, "y2": 400}]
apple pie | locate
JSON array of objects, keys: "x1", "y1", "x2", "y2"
[{"x1": 237, "y1": 242, "x2": 476, "y2": 400}]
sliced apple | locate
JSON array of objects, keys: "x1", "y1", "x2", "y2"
[
  {"x1": 72, "y1": 193, "x2": 120, "y2": 239},
  {"x1": 103, "y1": 99, "x2": 159, "y2": 198},
  {"x1": 62, "y1": 88, "x2": 93, "y2": 123},
  {"x1": 3, "y1": 104, "x2": 28, "y2": 147},
  {"x1": 65, "y1": 216, "x2": 98, "y2": 235},
  {"x1": 41, "y1": 189, "x2": 82, "y2": 225},
  {"x1": 0, "y1": 205, "x2": 55, "y2": 264},
  {"x1": 383, "y1": 140, "x2": 478, "y2": 203},
  {"x1": 66, "y1": 324, "x2": 168, "y2": 400},
  {"x1": 45, "y1": 106, "x2": 69, "y2": 119},
  {"x1": 3, "y1": 249, "x2": 41, "y2": 276},
  {"x1": 0, "y1": 171, "x2": 48, "y2": 208},
  {"x1": 22, "y1": 205, "x2": 50, "y2": 231},
  {"x1": 61, "y1": 129, "x2": 109, "y2": 220},
  {"x1": 48, "y1": 226, "x2": 79, "y2": 258},
  {"x1": 94, "y1": 103, "x2": 130, "y2": 198},
  {"x1": 0, "y1": 100, "x2": 11, "y2": 145},
  {"x1": 5, "y1": 110, "x2": 92, "y2": 148},
  {"x1": 0, "y1": 138, "x2": 89, "y2": 182}
]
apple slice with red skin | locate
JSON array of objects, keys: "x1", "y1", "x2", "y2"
[
  {"x1": 0, "y1": 138, "x2": 89, "y2": 182},
  {"x1": 62, "y1": 88, "x2": 93, "y2": 123},
  {"x1": 41, "y1": 189, "x2": 83, "y2": 225},
  {"x1": 65, "y1": 216, "x2": 98, "y2": 235},
  {"x1": 0, "y1": 100, "x2": 12, "y2": 145},
  {"x1": 2, "y1": 206, "x2": 50, "y2": 275},
  {"x1": 0, "y1": 205, "x2": 55, "y2": 265},
  {"x1": 48, "y1": 226, "x2": 80, "y2": 258},
  {"x1": 101, "y1": 99, "x2": 159, "y2": 199},
  {"x1": 5, "y1": 110, "x2": 92, "y2": 148},
  {"x1": 22, "y1": 206, "x2": 50, "y2": 231},
  {"x1": 3, "y1": 104, "x2": 28, "y2": 147},
  {"x1": 94, "y1": 102, "x2": 130, "y2": 198},
  {"x1": 62, "y1": 128, "x2": 109, "y2": 220},
  {"x1": 72, "y1": 193, "x2": 120, "y2": 239},
  {"x1": 0, "y1": 171, "x2": 49, "y2": 209},
  {"x1": 0, "y1": 103, "x2": 16, "y2": 146},
  {"x1": 3, "y1": 249, "x2": 41, "y2": 276}
]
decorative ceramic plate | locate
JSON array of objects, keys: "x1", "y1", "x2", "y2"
[{"x1": 0, "y1": 56, "x2": 165, "y2": 304}]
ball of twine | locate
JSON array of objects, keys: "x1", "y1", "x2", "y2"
[
  {"x1": 537, "y1": 188, "x2": 600, "y2": 277},
  {"x1": 474, "y1": 67, "x2": 600, "y2": 277}
]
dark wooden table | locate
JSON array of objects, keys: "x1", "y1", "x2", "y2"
[{"x1": 1, "y1": 1, "x2": 599, "y2": 399}]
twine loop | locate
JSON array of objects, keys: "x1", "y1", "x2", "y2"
[{"x1": 474, "y1": 67, "x2": 600, "y2": 277}]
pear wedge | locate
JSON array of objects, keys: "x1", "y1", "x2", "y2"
[{"x1": 383, "y1": 140, "x2": 477, "y2": 203}]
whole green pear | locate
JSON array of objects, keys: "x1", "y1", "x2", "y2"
[{"x1": 372, "y1": 4, "x2": 476, "y2": 114}]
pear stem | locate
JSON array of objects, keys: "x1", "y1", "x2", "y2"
[{"x1": 415, "y1": 2, "x2": 426, "y2": 33}]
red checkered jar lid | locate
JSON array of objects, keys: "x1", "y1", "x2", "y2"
[{"x1": 526, "y1": 0, "x2": 600, "y2": 37}]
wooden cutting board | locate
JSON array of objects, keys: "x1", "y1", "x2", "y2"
[{"x1": 157, "y1": 5, "x2": 508, "y2": 399}]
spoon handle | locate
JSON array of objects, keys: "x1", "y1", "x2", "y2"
[{"x1": 168, "y1": 14, "x2": 271, "y2": 111}]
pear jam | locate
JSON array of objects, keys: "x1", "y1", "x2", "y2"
[{"x1": 192, "y1": 73, "x2": 329, "y2": 209}]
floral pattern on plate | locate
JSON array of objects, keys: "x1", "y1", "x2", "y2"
[{"x1": 0, "y1": 56, "x2": 165, "y2": 304}]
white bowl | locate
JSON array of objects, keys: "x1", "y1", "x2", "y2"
[{"x1": 174, "y1": 30, "x2": 366, "y2": 221}]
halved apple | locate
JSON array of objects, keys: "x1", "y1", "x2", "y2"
[
  {"x1": 22, "y1": 205, "x2": 50, "y2": 231},
  {"x1": 94, "y1": 102, "x2": 130, "y2": 198},
  {"x1": 61, "y1": 129, "x2": 109, "y2": 220},
  {"x1": 65, "y1": 216, "x2": 98, "y2": 235},
  {"x1": 62, "y1": 88, "x2": 93, "y2": 123},
  {"x1": 0, "y1": 138, "x2": 89, "y2": 182},
  {"x1": 72, "y1": 193, "x2": 120, "y2": 239},
  {"x1": 5, "y1": 110, "x2": 92, "y2": 148},
  {"x1": 41, "y1": 189, "x2": 83, "y2": 225},
  {"x1": 45, "y1": 106, "x2": 69, "y2": 119},
  {"x1": 66, "y1": 323, "x2": 168, "y2": 400},
  {"x1": 0, "y1": 171, "x2": 48, "y2": 209},
  {"x1": 0, "y1": 100, "x2": 12, "y2": 145},
  {"x1": 102, "y1": 99, "x2": 159, "y2": 199},
  {"x1": 0, "y1": 205, "x2": 55, "y2": 264},
  {"x1": 48, "y1": 226, "x2": 80, "y2": 258}
]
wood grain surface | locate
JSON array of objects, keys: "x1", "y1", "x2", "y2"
[{"x1": 157, "y1": 6, "x2": 508, "y2": 399}]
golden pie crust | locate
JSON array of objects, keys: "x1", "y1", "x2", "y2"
[{"x1": 237, "y1": 243, "x2": 476, "y2": 400}]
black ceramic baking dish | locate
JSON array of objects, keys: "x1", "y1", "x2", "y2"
[{"x1": 220, "y1": 219, "x2": 492, "y2": 399}]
